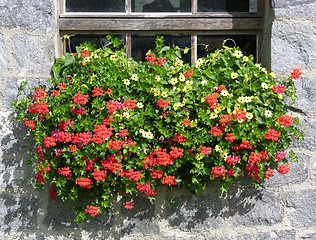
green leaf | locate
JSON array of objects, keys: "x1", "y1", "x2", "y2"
[{"x1": 64, "y1": 55, "x2": 76, "y2": 66}]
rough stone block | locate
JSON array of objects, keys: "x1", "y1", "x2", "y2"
[
  {"x1": 166, "y1": 191, "x2": 223, "y2": 230},
  {"x1": 263, "y1": 153, "x2": 309, "y2": 186},
  {"x1": 0, "y1": 193, "x2": 38, "y2": 232},
  {"x1": 290, "y1": 118, "x2": 316, "y2": 151},
  {"x1": 3, "y1": 77, "x2": 49, "y2": 111},
  {"x1": 256, "y1": 230, "x2": 296, "y2": 240},
  {"x1": 293, "y1": 76, "x2": 316, "y2": 115},
  {"x1": 0, "y1": 0, "x2": 56, "y2": 32},
  {"x1": 237, "y1": 234, "x2": 253, "y2": 240},
  {"x1": 120, "y1": 196, "x2": 159, "y2": 235},
  {"x1": 273, "y1": 0, "x2": 316, "y2": 19},
  {"x1": 0, "y1": 34, "x2": 7, "y2": 71},
  {"x1": 287, "y1": 189, "x2": 316, "y2": 227},
  {"x1": 44, "y1": 198, "x2": 114, "y2": 231},
  {"x1": 14, "y1": 34, "x2": 55, "y2": 74},
  {"x1": 271, "y1": 21, "x2": 316, "y2": 73},
  {"x1": 227, "y1": 188, "x2": 281, "y2": 226},
  {"x1": 300, "y1": 232, "x2": 316, "y2": 239},
  {"x1": 0, "y1": 156, "x2": 25, "y2": 188}
]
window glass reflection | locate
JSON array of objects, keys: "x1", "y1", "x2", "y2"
[
  {"x1": 198, "y1": 0, "x2": 249, "y2": 12},
  {"x1": 131, "y1": 35, "x2": 191, "y2": 63},
  {"x1": 132, "y1": 0, "x2": 190, "y2": 12},
  {"x1": 66, "y1": 0, "x2": 125, "y2": 12},
  {"x1": 67, "y1": 35, "x2": 125, "y2": 53},
  {"x1": 197, "y1": 35, "x2": 257, "y2": 59}
]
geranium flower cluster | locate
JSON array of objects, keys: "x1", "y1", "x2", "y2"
[{"x1": 12, "y1": 36, "x2": 303, "y2": 223}]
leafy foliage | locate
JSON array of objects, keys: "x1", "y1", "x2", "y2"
[{"x1": 12, "y1": 36, "x2": 303, "y2": 223}]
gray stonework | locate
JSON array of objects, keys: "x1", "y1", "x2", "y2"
[{"x1": 0, "y1": 0, "x2": 316, "y2": 239}]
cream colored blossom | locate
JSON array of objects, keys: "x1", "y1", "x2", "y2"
[
  {"x1": 195, "y1": 58, "x2": 204, "y2": 68},
  {"x1": 123, "y1": 112, "x2": 130, "y2": 119},
  {"x1": 170, "y1": 77, "x2": 178, "y2": 85},
  {"x1": 155, "y1": 76, "x2": 161, "y2": 82},
  {"x1": 220, "y1": 89, "x2": 230, "y2": 96},
  {"x1": 137, "y1": 102, "x2": 144, "y2": 108},
  {"x1": 195, "y1": 153, "x2": 203, "y2": 160},
  {"x1": 261, "y1": 82, "x2": 269, "y2": 89},
  {"x1": 179, "y1": 74, "x2": 185, "y2": 82},
  {"x1": 210, "y1": 112, "x2": 218, "y2": 119},
  {"x1": 123, "y1": 79, "x2": 130, "y2": 86},
  {"x1": 264, "y1": 110, "x2": 273, "y2": 118},
  {"x1": 185, "y1": 80, "x2": 193, "y2": 86},
  {"x1": 231, "y1": 72, "x2": 238, "y2": 79},
  {"x1": 173, "y1": 102, "x2": 182, "y2": 110},
  {"x1": 246, "y1": 112, "x2": 253, "y2": 120},
  {"x1": 243, "y1": 56, "x2": 248, "y2": 62},
  {"x1": 190, "y1": 119, "x2": 198, "y2": 127},
  {"x1": 131, "y1": 74, "x2": 138, "y2": 81},
  {"x1": 233, "y1": 50, "x2": 243, "y2": 58},
  {"x1": 201, "y1": 80, "x2": 208, "y2": 86},
  {"x1": 161, "y1": 91, "x2": 168, "y2": 98}
]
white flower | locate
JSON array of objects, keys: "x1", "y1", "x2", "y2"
[
  {"x1": 220, "y1": 89, "x2": 230, "y2": 96},
  {"x1": 243, "y1": 56, "x2": 248, "y2": 62},
  {"x1": 238, "y1": 96, "x2": 253, "y2": 103},
  {"x1": 131, "y1": 74, "x2": 138, "y2": 81},
  {"x1": 195, "y1": 58, "x2": 204, "y2": 68},
  {"x1": 261, "y1": 68, "x2": 268, "y2": 74},
  {"x1": 141, "y1": 130, "x2": 154, "y2": 139},
  {"x1": 261, "y1": 82, "x2": 269, "y2": 89},
  {"x1": 270, "y1": 72, "x2": 276, "y2": 78},
  {"x1": 175, "y1": 57, "x2": 183, "y2": 66},
  {"x1": 155, "y1": 76, "x2": 161, "y2": 82},
  {"x1": 123, "y1": 79, "x2": 130, "y2": 86},
  {"x1": 123, "y1": 112, "x2": 130, "y2": 119},
  {"x1": 246, "y1": 112, "x2": 253, "y2": 120},
  {"x1": 233, "y1": 50, "x2": 243, "y2": 58},
  {"x1": 170, "y1": 77, "x2": 178, "y2": 85},
  {"x1": 161, "y1": 91, "x2": 168, "y2": 98},
  {"x1": 185, "y1": 80, "x2": 193, "y2": 86},
  {"x1": 201, "y1": 80, "x2": 208, "y2": 86},
  {"x1": 173, "y1": 102, "x2": 182, "y2": 110},
  {"x1": 264, "y1": 110, "x2": 273, "y2": 118},
  {"x1": 110, "y1": 55, "x2": 116, "y2": 61},
  {"x1": 179, "y1": 74, "x2": 185, "y2": 82},
  {"x1": 231, "y1": 72, "x2": 238, "y2": 79},
  {"x1": 210, "y1": 112, "x2": 218, "y2": 119},
  {"x1": 255, "y1": 63, "x2": 261, "y2": 69},
  {"x1": 137, "y1": 102, "x2": 144, "y2": 108}
]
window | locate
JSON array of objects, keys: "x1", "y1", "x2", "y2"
[{"x1": 58, "y1": 0, "x2": 264, "y2": 63}]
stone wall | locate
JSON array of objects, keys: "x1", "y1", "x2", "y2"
[{"x1": 0, "y1": 0, "x2": 315, "y2": 239}]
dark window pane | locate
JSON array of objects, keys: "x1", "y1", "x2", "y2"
[
  {"x1": 66, "y1": 0, "x2": 125, "y2": 12},
  {"x1": 197, "y1": 35, "x2": 257, "y2": 59},
  {"x1": 198, "y1": 0, "x2": 249, "y2": 12},
  {"x1": 67, "y1": 35, "x2": 125, "y2": 53},
  {"x1": 132, "y1": 0, "x2": 190, "y2": 12},
  {"x1": 131, "y1": 35, "x2": 191, "y2": 63}
]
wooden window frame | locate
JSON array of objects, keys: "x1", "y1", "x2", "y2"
[{"x1": 57, "y1": 0, "x2": 264, "y2": 63}]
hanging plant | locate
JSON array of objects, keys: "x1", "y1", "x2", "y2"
[{"x1": 12, "y1": 36, "x2": 303, "y2": 223}]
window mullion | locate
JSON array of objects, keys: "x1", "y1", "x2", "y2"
[
  {"x1": 191, "y1": 34, "x2": 197, "y2": 64},
  {"x1": 126, "y1": 0, "x2": 131, "y2": 14},
  {"x1": 126, "y1": 34, "x2": 132, "y2": 58},
  {"x1": 192, "y1": 0, "x2": 197, "y2": 13}
]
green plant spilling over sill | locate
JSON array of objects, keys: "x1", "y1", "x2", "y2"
[{"x1": 12, "y1": 36, "x2": 304, "y2": 223}]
